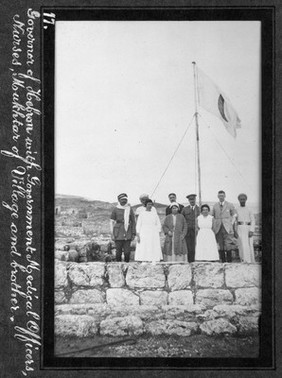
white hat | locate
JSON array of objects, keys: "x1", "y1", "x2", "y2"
[{"x1": 169, "y1": 202, "x2": 179, "y2": 208}]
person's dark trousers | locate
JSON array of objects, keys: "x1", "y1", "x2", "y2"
[
  {"x1": 216, "y1": 225, "x2": 229, "y2": 263},
  {"x1": 186, "y1": 228, "x2": 196, "y2": 263},
  {"x1": 226, "y1": 250, "x2": 232, "y2": 263},
  {"x1": 219, "y1": 250, "x2": 232, "y2": 263},
  {"x1": 219, "y1": 250, "x2": 226, "y2": 262},
  {"x1": 115, "y1": 240, "x2": 131, "y2": 262}
]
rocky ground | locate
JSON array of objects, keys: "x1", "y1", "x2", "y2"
[{"x1": 55, "y1": 333, "x2": 259, "y2": 358}]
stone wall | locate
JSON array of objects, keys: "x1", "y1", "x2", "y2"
[{"x1": 55, "y1": 262, "x2": 261, "y2": 337}]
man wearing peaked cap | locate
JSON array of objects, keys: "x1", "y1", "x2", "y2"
[
  {"x1": 187, "y1": 194, "x2": 197, "y2": 200},
  {"x1": 110, "y1": 193, "x2": 136, "y2": 262},
  {"x1": 181, "y1": 194, "x2": 200, "y2": 263}
]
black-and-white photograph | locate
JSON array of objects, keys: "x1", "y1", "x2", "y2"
[
  {"x1": 53, "y1": 19, "x2": 263, "y2": 360},
  {"x1": 0, "y1": 0, "x2": 279, "y2": 374}
]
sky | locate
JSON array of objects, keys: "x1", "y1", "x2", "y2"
[{"x1": 55, "y1": 21, "x2": 261, "y2": 207}]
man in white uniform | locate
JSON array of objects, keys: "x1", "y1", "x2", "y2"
[{"x1": 235, "y1": 193, "x2": 256, "y2": 263}]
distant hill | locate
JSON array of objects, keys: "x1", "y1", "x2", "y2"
[
  {"x1": 56, "y1": 194, "x2": 85, "y2": 199},
  {"x1": 56, "y1": 195, "x2": 167, "y2": 210},
  {"x1": 55, "y1": 194, "x2": 114, "y2": 210},
  {"x1": 55, "y1": 194, "x2": 260, "y2": 216}
]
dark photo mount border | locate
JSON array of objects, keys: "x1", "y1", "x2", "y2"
[{"x1": 42, "y1": 6, "x2": 274, "y2": 370}]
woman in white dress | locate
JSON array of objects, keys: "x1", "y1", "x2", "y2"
[
  {"x1": 195, "y1": 204, "x2": 219, "y2": 261},
  {"x1": 135, "y1": 199, "x2": 163, "y2": 263}
]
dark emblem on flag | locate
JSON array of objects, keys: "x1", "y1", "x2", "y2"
[{"x1": 218, "y1": 94, "x2": 229, "y2": 122}]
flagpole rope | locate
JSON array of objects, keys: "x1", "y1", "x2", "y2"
[
  {"x1": 198, "y1": 113, "x2": 254, "y2": 194},
  {"x1": 194, "y1": 135, "x2": 197, "y2": 194},
  {"x1": 150, "y1": 113, "x2": 196, "y2": 198}
]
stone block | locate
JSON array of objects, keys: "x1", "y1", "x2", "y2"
[
  {"x1": 195, "y1": 289, "x2": 233, "y2": 307},
  {"x1": 225, "y1": 263, "x2": 261, "y2": 288},
  {"x1": 69, "y1": 289, "x2": 105, "y2": 304},
  {"x1": 55, "y1": 262, "x2": 68, "y2": 289},
  {"x1": 161, "y1": 304, "x2": 203, "y2": 321},
  {"x1": 55, "y1": 315, "x2": 98, "y2": 337},
  {"x1": 167, "y1": 265, "x2": 192, "y2": 291},
  {"x1": 126, "y1": 264, "x2": 165, "y2": 289},
  {"x1": 168, "y1": 290, "x2": 193, "y2": 306},
  {"x1": 200, "y1": 304, "x2": 261, "y2": 323},
  {"x1": 105, "y1": 305, "x2": 160, "y2": 321},
  {"x1": 107, "y1": 263, "x2": 125, "y2": 287},
  {"x1": 146, "y1": 320, "x2": 198, "y2": 336},
  {"x1": 132, "y1": 306, "x2": 162, "y2": 321},
  {"x1": 54, "y1": 290, "x2": 67, "y2": 304},
  {"x1": 211, "y1": 304, "x2": 259, "y2": 319},
  {"x1": 106, "y1": 288, "x2": 139, "y2": 306},
  {"x1": 234, "y1": 287, "x2": 261, "y2": 306},
  {"x1": 55, "y1": 304, "x2": 86, "y2": 315},
  {"x1": 100, "y1": 316, "x2": 144, "y2": 336},
  {"x1": 200, "y1": 318, "x2": 237, "y2": 336},
  {"x1": 55, "y1": 305, "x2": 67, "y2": 316},
  {"x1": 68, "y1": 263, "x2": 105, "y2": 287},
  {"x1": 86, "y1": 304, "x2": 111, "y2": 318},
  {"x1": 193, "y1": 263, "x2": 224, "y2": 288},
  {"x1": 140, "y1": 291, "x2": 168, "y2": 306},
  {"x1": 55, "y1": 303, "x2": 111, "y2": 322},
  {"x1": 236, "y1": 316, "x2": 260, "y2": 334}
]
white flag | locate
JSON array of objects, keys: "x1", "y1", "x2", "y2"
[{"x1": 197, "y1": 67, "x2": 241, "y2": 137}]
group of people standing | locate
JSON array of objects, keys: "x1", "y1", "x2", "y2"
[{"x1": 110, "y1": 191, "x2": 256, "y2": 264}]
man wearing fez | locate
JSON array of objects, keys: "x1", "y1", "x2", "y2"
[
  {"x1": 212, "y1": 190, "x2": 236, "y2": 263},
  {"x1": 110, "y1": 193, "x2": 136, "y2": 262},
  {"x1": 165, "y1": 193, "x2": 184, "y2": 216},
  {"x1": 181, "y1": 194, "x2": 200, "y2": 263},
  {"x1": 235, "y1": 193, "x2": 256, "y2": 263}
]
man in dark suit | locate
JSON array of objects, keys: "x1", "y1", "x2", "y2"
[
  {"x1": 165, "y1": 193, "x2": 184, "y2": 216},
  {"x1": 181, "y1": 194, "x2": 200, "y2": 263},
  {"x1": 211, "y1": 190, "x2": 236, "y2": 263}
]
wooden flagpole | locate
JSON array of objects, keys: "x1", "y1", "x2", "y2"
[{"x1": 192, "y1": 62, "x2": 202, "y2": 207}]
